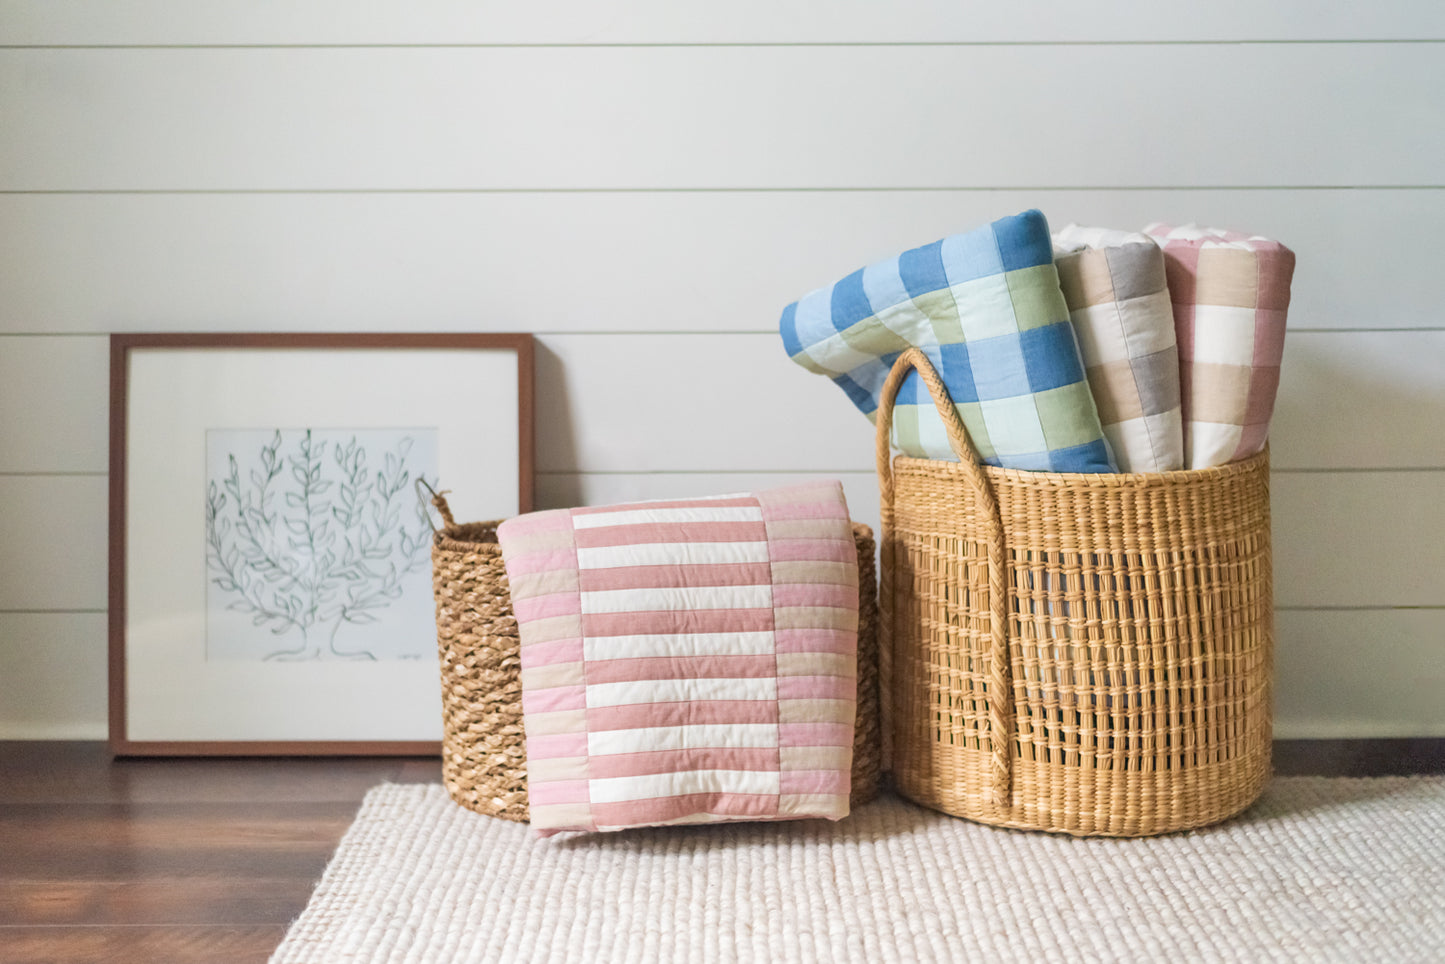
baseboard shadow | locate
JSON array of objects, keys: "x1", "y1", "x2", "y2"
[{"x1": 1272, "y1": 738, "x2": 1445, "y2": 776}]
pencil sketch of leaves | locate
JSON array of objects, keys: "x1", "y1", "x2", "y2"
[{"x1": 205, "y1": 429, "x2": 435, "y2": 661}]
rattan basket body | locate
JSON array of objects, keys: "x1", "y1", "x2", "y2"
[
  {"x1": 426, "y1": 491, "x2": 882, "y2": 822},
  {"x1": 877, "y1": 349, "x2": 1273, "y2": 837}
]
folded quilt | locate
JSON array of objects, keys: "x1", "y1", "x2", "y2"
[
  {"x1": 1146, "y1": 223, "x2": 1296, "y2": 468},
  {"x1": 496, "y1": 482, "x2": 859, "y2": 836},
  {"x1": 1053, "y1": 225, "x2": 1184, "y2": 473},
  {"x1": 780, "y1": 210, "x2": 1115, "y2": 473}
]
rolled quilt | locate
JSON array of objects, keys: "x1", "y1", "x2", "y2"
[
  {"x1": 1053, "y1": 225, "x2": 1183, "y2": 473},
  {"x1": 780, "y1": 210, "x2": 1114, "y2": 473},
  {"x1": 1146, "y1": 223, "x2": 1296, "y2": 468},
  {"x1": 496, "y1": 482, "x2": 860, "y2": 836}
]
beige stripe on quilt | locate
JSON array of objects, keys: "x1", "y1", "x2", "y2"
[
  {"x1": 1055, "y1": 248, "x2": 1117, "y2": 307},
  {"x1": 775, "y1": 607, "x2": 858, "y2": 632},
  {"x1": 780, "y1": 745, "x2": 854, "y2": 770},
  {"x1": 521, "y1": 708, "x2": 587, "y2": 736},
  {"x1": 771, "y1": 560, "x2": 858, "y2": 587},
  {"x1": 1196, "y1": 247, "x2": 1261, "y2": 307},
  {"x1": 779, "y1": 699, "x2": 855, "y2": 725}
]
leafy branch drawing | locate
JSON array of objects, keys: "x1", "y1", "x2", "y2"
[{"x1": 205, "y1": 430, "x2": 435, "y2": 660}]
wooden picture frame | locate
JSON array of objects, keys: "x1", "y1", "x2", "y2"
[{"x1": 109, "y1": 332, "x2": 534, "y2": 756}]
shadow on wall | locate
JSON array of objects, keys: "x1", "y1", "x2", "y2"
[{"x1": 532, "y1": 337, "x2": 583, "y2": 509}]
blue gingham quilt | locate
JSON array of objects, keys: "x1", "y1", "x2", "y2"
[{"x1": 779, "y1": 209, "x2": 1115, "y2": 472}]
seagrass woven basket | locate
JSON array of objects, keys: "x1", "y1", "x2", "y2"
[
  {"x1": 876, "y1": 349, "x2": 1273, "y2": 837},
  {"x1": 424, "y1": 486, "x2": 883, "y2": 822}
]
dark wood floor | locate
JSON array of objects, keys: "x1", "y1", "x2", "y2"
[
  {"x1": 0, "y1": 743, "x2": 441, "y2": 964},
  {"x1": 2, "y1": 739, "x2": 1442, "y2": 964}
]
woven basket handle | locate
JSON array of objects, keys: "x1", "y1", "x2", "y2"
[
  {"x1": 415, "y1": 477, "x2": 456, "y2": 534},
  {"x1": 874, "y1": 348, "x2": 1014, "y2": 807}
]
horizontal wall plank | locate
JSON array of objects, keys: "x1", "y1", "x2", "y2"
[
  {"x1": 12, "y1": 467, "x2": 1441, "y2": 611},
  {"x1": 1274, "y1": 609, "x2": 1445, "y2": 738},
  {"x1": 538, "y1": 333, "x2": 1445, "y2": 475},
  {"x1": 1272, "y1": 472, "x2": 1445, "y2": 608},
  {"x1": 535, "y1": 335, "x2": 867, "y2": 476},
  {"x1": 2, "y1": 46, "x2": 1439, "y2": 191},
  {"x1": 1, "y1": 190, "x2": 1438, "y2": 335},
  {"x1": 0, "y1": 613, "x2": 106, "y2": 739},
  {"x1": 0, "y1": 336, "x2": 109, "y2": 473},
  {"x1": 1272, "y1": 331, "x2": 1445, "y2": 470},
  {"x1": 537, "y1": 469, "x2": 1445, "y2": 609},
  {"x1": 0, "y1": 475, "x2": 108, "y2": 611},
  {"x1": 2, "y1": 2, "x2": 1440, "y2": 45},
  {"x1": 3, "y1": 329, "x2": 1440, "y2": 477}
]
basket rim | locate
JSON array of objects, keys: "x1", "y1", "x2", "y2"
[
  {"x1": 891, "y1": 445, "x2": 1268, "y2": 489},
  {"x1": 432, "y1": 520, "x2": 506, "y2": 553}
]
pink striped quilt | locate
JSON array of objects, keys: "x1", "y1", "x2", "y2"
[{"x1": 496, "y1": 482, "x2": 859, "y2": 835}]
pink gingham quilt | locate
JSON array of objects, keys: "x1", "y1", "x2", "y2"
[{"x1": 1146, "y1": 223, "x2": 1296, "y2": 468}]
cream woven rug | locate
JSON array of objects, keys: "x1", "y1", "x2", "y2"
[{"x1": 272, "y1": 777, "x2": 1445, "y2": 963}]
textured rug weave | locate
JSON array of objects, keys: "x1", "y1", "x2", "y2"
[{"x1": 272, "y1": 777, "x2": 1445, "y2": 963}]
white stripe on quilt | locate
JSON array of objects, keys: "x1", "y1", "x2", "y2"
[
  {"x1": 586, "y1": 677, "x2": 778, "y2": 708},
  {"x1": 572, "y1": 506, "x2": 764, "y2": 529},
  {"x1": 587, "y1": 723, "x2": 779, "y2": 756},
  {"x1": 576, "y1": 541, "x2": 770, "y2": 569},
  {"x1": 589, "y1": 769, "x2": 781, "y2": 804},
  {"x1": 580, "y1": 584, "x2": 773, "y2": 615},
  {"x1": 582, "y1": 631, "x2": 776, "y2": 660}
]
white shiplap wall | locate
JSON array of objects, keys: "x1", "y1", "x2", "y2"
[{"x1": 1, "y1": 3, "x2": 1442, "y2": 739}]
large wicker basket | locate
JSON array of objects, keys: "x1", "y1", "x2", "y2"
[
  {"x1": 876, "y1": 349, "x2": 1273, "y2": 836},
  {"x1": 425, "y1": 489, "x2": 882, "y2": 822}
]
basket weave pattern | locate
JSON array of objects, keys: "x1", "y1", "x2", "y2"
[
  {"x1": 431, "y1": 519, "x2": 529, "y2": 822},
  {"x1": 430, "y1": 500, "x2": 882, "y2": 822},
  {"x1": 878, "y1": 349, "x2": 1273, "y2": 836}
]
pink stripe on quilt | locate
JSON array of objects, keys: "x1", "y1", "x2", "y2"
[
  {"x1": 528, "y1": 779, "x2": 590, "y2": 806},
  {"x1": 499, "y1": 508, "x2": 573, "y2": 535},
  {"x1": 772, "y1": 583, "x2": 858, "y2": 610},
  {"x1": 527, "y1": 732, "x2": 589, "y2": 760},
  {"x1": 587, "y1": 747, "x2": 780, "y2": 780},
  {"x1": 574, "y1": 522, "x2": 767, "y2": 548},
  {"x1": 583, "y1": 655, "x2": 780, "y2": 686},
  {"x1": 502, "y1": 548, "x2": 586, "y2": 577},
  {"x1": 1254, "y1": 249, "x2": 1294, "y2": 311},
  {"x1": 767, "y1": 538, "x2": 857, "y2": 564},
  {"x1": 1253, "y1": 308, "x2": 1289, "y2": 367},
  {"x1": 578, "y1": 563, "x2": 772, "y2": 592},
  {"x1": 522, "y1": 637, "x2": 584, "y2": 664},
  {"x1": 780, "y1": 769, "x2": 851, "y2": 796},
  {"x1": 779, "y1": 722, "x2": 853, "y2": 747},
  {"x1": 572, "y1": 497, "x2": 758, "y2": 515},
  {"x1": 522, "y1": 685, "x2": 587, "y2": 715},
  {"x1": 590, "y1": 793, "x2": 778, "y2": 828},
  {"x1": 753, "y1": 500, "x2": 848, "y2": 522}
]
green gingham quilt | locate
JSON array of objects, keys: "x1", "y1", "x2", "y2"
[{"x1": 779, "y1": 210, "x2": 1115, "y2": 472}]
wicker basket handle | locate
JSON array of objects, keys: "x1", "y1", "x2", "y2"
[
  {"x1": 415, "y1": 477, "x2": 456, "y2": 534},
  {"x1": 874, "y1": 348, "x2": 1014, "y2": 807}
]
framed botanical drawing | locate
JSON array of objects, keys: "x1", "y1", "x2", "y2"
[{"x1": 108, "y1": 332, "x2": 534, "y2": 755}]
